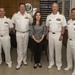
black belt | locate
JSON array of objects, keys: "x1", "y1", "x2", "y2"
[
  {"x1": 17, "y1": 30, "x2": 29, "y2": 33},
  {"x1": 49, "y1": 31, "x2": 56, "y2": 34}
]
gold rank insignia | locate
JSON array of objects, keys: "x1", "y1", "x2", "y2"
[
  {"x1": 17, "y1": 18, "x2": 19, "y2": 19},
  {"x1": 25, "y1": 16, "x2": 29, "y2": 19},
  {"x1": 56, "y1": 18, "x2": 61, "y2": 21},
  {"x1": 74, "y1": 28, "x2": 75, "y2": 31}
]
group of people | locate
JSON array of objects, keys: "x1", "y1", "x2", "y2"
[{"x1": 0, "y1": 2, "x2": 75, "y2": 75}]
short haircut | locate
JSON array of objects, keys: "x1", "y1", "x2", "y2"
[
  {"x1": 71, "y1": 8, "x2": 75, "y2": 12},
  {"x1": 19, "y1": 2, "x2": 26, "y2": 7},
  {"x1": 0, "y1": 7, "x2": 4, "y2": 9},
  {"x1": 52, "y1": 2, "x2": 58, "y2": 7}
]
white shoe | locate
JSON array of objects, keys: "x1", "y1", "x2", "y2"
[
  {"x1": 16, "y1": 64, "x2": 21, "y2": 70},
  {"x1": 23, "y1": 61, "x2": 28, "y2": 66},
  {"x1": 72, "y1": 70, "x2": 75, "y2": 75},
  {"x1": 7, "y1": 63, "x2": 12, "y2": 68},
  {"x1": 57, "y1": 67, "x2": 61, "y2": 71},
  {"x1": 48, "y1": 64, "x2": 54, "y2": 69},
  {"x1": 64, "y1": 67, "x2": 72, "y2": 71}
]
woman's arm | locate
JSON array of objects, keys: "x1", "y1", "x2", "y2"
[
  {"x1": 32, "y1": 35, "x2": 37, "y2": 42},
  {"x1": 39, "y1": 24, "x2": 46, "y2": 42},
  {"x1": 30, "y1": 26, "x2": 38, "y2": 42},
  {"x1": 40, "y1": 34, "x2": 45, "y2": 41}
]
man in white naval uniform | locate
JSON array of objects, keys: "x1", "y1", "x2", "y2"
[
  {"x1": 64, "y1": 8, "x2": 75, "y2": 75},
  {"x1": 12, "y1": 3, "x2": 33, "y2": 70},
  {"x1": 46, "y1": 3, "x2": 66, "y2": 70},
  {"x1": 0, "y1": 8, "x2": 13, "y2": 67}
]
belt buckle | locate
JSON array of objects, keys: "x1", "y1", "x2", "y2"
[
  {"x1": 0, "y1": 35, "x2": 3, "y2": 37},
  {"x1": 22, "y1": 32, "x2": 25, "y2": 33},
  {"x1": 52, "y1": 32, "x2": 55, "y2": 34},
  {"x1": 69, "y1": 39, "x2": 72, "y2": 40},
  {"x1": 22, "y1": 30, "x2": 29, "y2": 33}
]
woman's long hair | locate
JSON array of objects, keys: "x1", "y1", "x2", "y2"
[{"x1": 32, "y1": 11, "x2": 42, "y2": 26}]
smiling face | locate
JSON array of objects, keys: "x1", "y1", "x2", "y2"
[
  {"x1": 36, "y1": 12, "x2": 41, "y2": 21},
  {"x1": 52, "y1": 3, "x2": 58, "y2": 14},
  {"x1": 19, "y1": 4, "x2": 26, "y2": 14},
  {"x1": 0, "y1": 8, "x2": 5, "y2": 17},
  {"x1": 71, "y1": 9, "x2": 75, "y2": 20}
]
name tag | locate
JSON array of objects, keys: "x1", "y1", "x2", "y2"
[{"x1": 17, "y1": 18, "x2": 19, "y2": 19}]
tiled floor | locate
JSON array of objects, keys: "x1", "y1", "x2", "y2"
[{"x1": 0, "y1": 46, "x2": 73, "y2": 75}]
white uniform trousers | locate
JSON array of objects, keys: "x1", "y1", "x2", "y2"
[
  {"x1": 66, "y1": 39, "x2": 75, "y2": 69},
  {"x1": 16, "y1": 31, "x2": 29, "y2": 64},
  {"x1": 0, "y1": 35, "x2": 12, "y2": 64},
  {"x1": 49, "y1": 32, "x2": 62, "y2": 67}
]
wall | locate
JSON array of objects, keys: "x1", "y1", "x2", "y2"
[
  {"x1": 0, "y1": 0, "x2": 40, "y2": 18},
  {"x1": 71, "y1": 0, "x2": 75, "y2": 8},
  {"x1": 57, "y1": 0, "x2": 62, "y2": 3}
]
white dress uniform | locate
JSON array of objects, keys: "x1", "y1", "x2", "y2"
[
  {"x1": 0, "y1": 16, "x2": 13, "y2": 67},
  {"x1": 12, "y1": 11, "x2": 33, "y2": 65},
  {"x1": 46, "y1": 12, "x2": 66, "y2": 69},
  {"x1": 65, "y1": 19, "x2": 75, "y2": 75}
]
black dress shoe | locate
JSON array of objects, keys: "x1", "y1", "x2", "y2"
[
  {"x1": 33, "y1": 64, "x2": 37, "y2": 69},
  {"x1": 38, "y1": 63, "x2": 42, "y2": 68}
]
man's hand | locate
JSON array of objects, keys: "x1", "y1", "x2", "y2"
[
  {"x1": 59, "y1": 35, "x2": 63, "y2": 41},
  {"x1": 46, "y1": 35, "x2": 49, "y2": 40}
]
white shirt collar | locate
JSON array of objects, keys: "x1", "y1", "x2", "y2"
[
  {"x1": 71, "y1": 19, "x2": 75, "y2": 21},
  {"x1": 51, "y1": 12, "x2": 59, "y2": 16},
  {"x1": 0, "y1": 16, "x2": 6, "y2": 19},
  {"x1": 18, "y1": 11, "x2": 28, "y2": 15}
]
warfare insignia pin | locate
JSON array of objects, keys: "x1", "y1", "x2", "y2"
[
  {"x1": 73, "y1": 23, "x2": 75, "y2": 25},
  {"x1": 25, "y1": 17, "x2": 29, "y2": 19},
  {"x1": 4, "y1": 22, "x2": 9, "y2": 24},
  {"x1": 56, "y1": 18, "x2": 61, "y2": 21}
]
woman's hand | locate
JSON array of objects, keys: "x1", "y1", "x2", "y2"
[
  {"x1": 35, "y1": 39, "x2": 40, "y2": 43},
  {"x1": 32, "y1": 35, "x2": 44, "y2": 43},
  {"x1": 37, "y1": 34, "x2": 45, "y2": 43},
  {"x1": 37, "y1": 39, "x2": 42, "y2": 43},
  {"x1": 32, "y1": 35, "x2": 40, "y2": 43}
]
